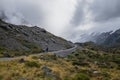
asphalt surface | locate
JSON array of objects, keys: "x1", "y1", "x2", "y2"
[{"x1": 53, "y1": 45, "x2": 77, "y2": 57}]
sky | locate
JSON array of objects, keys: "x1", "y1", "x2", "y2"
[{"x1": 0, "y1": 0, "x2": 120, "y2": 42}]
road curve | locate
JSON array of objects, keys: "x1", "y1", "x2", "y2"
[
  {"x1": 53, "y1": 45, "x2": 77, "y2": 57},
  {"x1": 0, "y1": 45, "x2": 77, "y2": 61}
]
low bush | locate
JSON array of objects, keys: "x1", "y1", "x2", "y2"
[
  {"x1": 25, "y1": 61, "x2": 40, "y2": 68},
  {"x1": 67, "y1": 54, "x2": 74, "y2": 59},
  {"x1": 0, "y1": 75, "x2": 3, "y2": 80},
  {"x1": 117, "y1": 64, "x2": 120, "y2": 70},
  {"x1": 32, "y1": 56, "x2": 39, "y2": 60},
  {"x1": 73, "y1": 73, "x2": 90, "y2": 80}
]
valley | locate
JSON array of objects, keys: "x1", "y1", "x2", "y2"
[{"x1": 0, "y1": 20, "x2": 120, "y2": 80}]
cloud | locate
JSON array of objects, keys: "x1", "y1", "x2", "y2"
[
  {"x1": 39, "y1": 0, "x2": 77, "y2": 35},
  {"x1": 71, "y1": 0, "x2": 85, "y2": 26},
  {"x1": 66, "y1": 0, "x2": 120, "y2": 42},
  {"x1": 0, "y1": 0, "x2": 78, "y2": 36},
  {"x1": 0, "y1": 0, "x2": 120, "y2": 42},
  {"x1": 90, "y1": 0, "x2": 120, "y2": 22},
  {"x1": 0, "y1": 0, "x2": 47, "y2": 25}
]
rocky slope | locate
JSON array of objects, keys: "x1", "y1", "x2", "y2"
[
  {"x1": 93, "y1": 31, "x2": 112, "y2": 45},
  {"x1": 92, "y1": 29, "x2": 120, "y2": 46},
  {"x1": 103, "y1": 29, "x2": 120, "y2": 46},
  {"x1": 0, "y1": 19, "x2": 73, "y2": 57}
]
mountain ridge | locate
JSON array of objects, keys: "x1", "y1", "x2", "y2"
[{"x1": 91, "y1": 29, "x2": 120, "y2": 46}]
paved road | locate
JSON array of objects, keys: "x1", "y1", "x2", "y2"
[
  {"x1": 53, "y1": 45, "x2": 77, "y2": 57},
  {"x1": 0, "y1": 56, "x2": 26, "y2": 61},
  {"x1": 0, "y1": 45, "x2": 77, "y2": 61}
]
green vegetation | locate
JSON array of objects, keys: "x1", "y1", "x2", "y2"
[
  {"x1": 73, "y1": 73, "x2": 90, "y2": 80},
  {"x1": 17, "y1": 39, "x2": 43, "y2": 53},
  {"x1": 25, "y1": 61, "x2": 40, "y2": 68},
  {"x1": 0, "y1": 46, "x2": 19, "y2": 57},
  {"x1": 0, "y1": 42, "x2": 120, "y2": 80},
  {"x1": 0, "y1": 75, "x2": 3, "y2": 80},
  {"x1": 0, "y1": 39, "x2": 43, "y2": 57}
]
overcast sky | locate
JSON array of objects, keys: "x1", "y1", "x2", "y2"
[{"x1": 0, "y1": 0, "x2": 120, "y2": 42}]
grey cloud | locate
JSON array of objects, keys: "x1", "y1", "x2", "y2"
[
  {"x1": 68, "y1": 0, "x2": 120, "y2": 42},
  {"x1": 0, "y1": 0, "x2": 44, "y2": 25},
  {"x1": 90, "y1": 0, "x2": 120, "y2": 22},
  {"x1": 0, "y1": 11, "x2": 7, "y2": 20},
  {"x1": 71, "y1": 1, "x2": 85, "y2": 26}
]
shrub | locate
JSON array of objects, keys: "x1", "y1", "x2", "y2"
[
  {"x1": 72, "y1": 61, "x2": 80, "y2": 66},
  {"x1": 67, "y1": 54, "x2": 74, "y2": 59},
  {"x1": 0, "y1": 53, "x2": 4, "y2": 58},
  {"x1": 72, "y1": 61, "x2": 89, "y2": 66},
  {"x1": 101, "y1": 72, "x2": 110, "y2": 77},
  {"x1": 0, "y1": 75, "x2": 3, "y2": 80},
  {"x1": 73, "y1": 73, "x2": 90, "y2": 80},
  {"x1": 11, "y1": 72, "x2": 20, "y2": 77},
  {"x1": 113, "y1": 58, "x2": 120, "y2": 64},
  {"x1": 64, "y1": 77, "x2": 69, "y2": 80},
  {"x1": 32, "y1": 56, "x2": 39, "y2": 60},
  {"x1": 117, "y1": 64, "x2": 120, "y2": 70},
  {"x1": 25, "y1": 61, "x2": 40, "y2": 68},
  {"x1": 50, "y1": 54, "x2": 57, "y2": 60}
]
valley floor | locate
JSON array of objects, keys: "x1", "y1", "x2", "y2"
[{"x1": 0, "y1": 46, "x2": 120, "y2": 80}]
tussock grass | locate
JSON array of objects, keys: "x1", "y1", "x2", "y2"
[{"x1": 0, "y1": 50, "x2": 120, "y2": 80}]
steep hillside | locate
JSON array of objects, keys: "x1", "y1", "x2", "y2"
[
  {"x1": 93, "y1": 29, "x2": 120, "y2": 46},
  {"x1": 93, "y1": 31, "x2": 112, "y2": 45},
  {"x1": 103, "y1": 29, "x2": 120, "y2": 46},
  {"x1": 0, "y1": 19, "x2": 73, "y2": 57}
]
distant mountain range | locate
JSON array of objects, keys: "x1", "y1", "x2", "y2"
[
  {"x1": 92, "y1": 29, "x2": 120, "y2": 46},
  {"x1": 0, "y1": 19, "x2": 73, "y2": 57},
  {"x1": 77, "y1": 28, "x2": 120, "y2": 47}
]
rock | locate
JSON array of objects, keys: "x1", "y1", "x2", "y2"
[
  {"x1": 41, "y1": 65, "x2": 53, "y2": 77},
  {"x1": 39, "y1": 56, "x2": 49, "y2": 61},
  {"x1": 93, "y1": 71, "x2": 99, "y2": 74},
  {"x1": 19, "y1": 58, "x2": 25, "y2": 63},
  {"x1": 41, "y1": 65, "x2": 61, "y2": 80},
  {"x1": 3, "y1": 51, "x2": 11, "y2": 57},
  {"x1": 19, "y1": 78, "x2": 27, "y2": 80},
  {"x1": 41, "y1": 65, "x2": 52, "y2": 73},
  {"x1": 0, "y1": 24, "x2": 11, "y2": 31},
  {"x1": 41, "y1": 28, "x2": 47, "y2": 33},
  {"x1": 94, "y1": 61, "x2": 98, "y2": 64}
]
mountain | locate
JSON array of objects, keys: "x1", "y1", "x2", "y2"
[
  {"x1": 103, "y1": 29, "x2": 120, "y2": 46},
  {"x1": 77, "y1": 32, "x2": 112, "y2": 43},
  {"x1": 0, "y1": 19, "x2": 74, "y2": 57},
  {"x1": 93, "y1": 31, "x2": 113, "y2": 45},
  {"x1": 93, "y1": 29, "x2": 120, "y2": 46}
]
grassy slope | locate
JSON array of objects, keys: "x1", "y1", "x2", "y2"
[{"x1": 0, "y1": 47, "x2": 120, "y2": 80}]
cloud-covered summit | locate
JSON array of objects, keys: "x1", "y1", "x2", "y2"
[{"x1": 0, "y1": 0, "x2": 120, "y2": 42}]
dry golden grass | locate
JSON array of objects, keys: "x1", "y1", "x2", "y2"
[
  {"x1": 0, "y1": 52, "x2": 120, "y2": 80},
  {"x1": 0, "y1": 53, "x2": 74, "y2": 80}
]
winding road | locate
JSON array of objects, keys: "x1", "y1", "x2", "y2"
[
  {"x1": 53, "y1": 45, "x2": 77, "y2": 57},
  {"x1": 0, "y1": 45, "x2": 77, "y2": 61}
]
